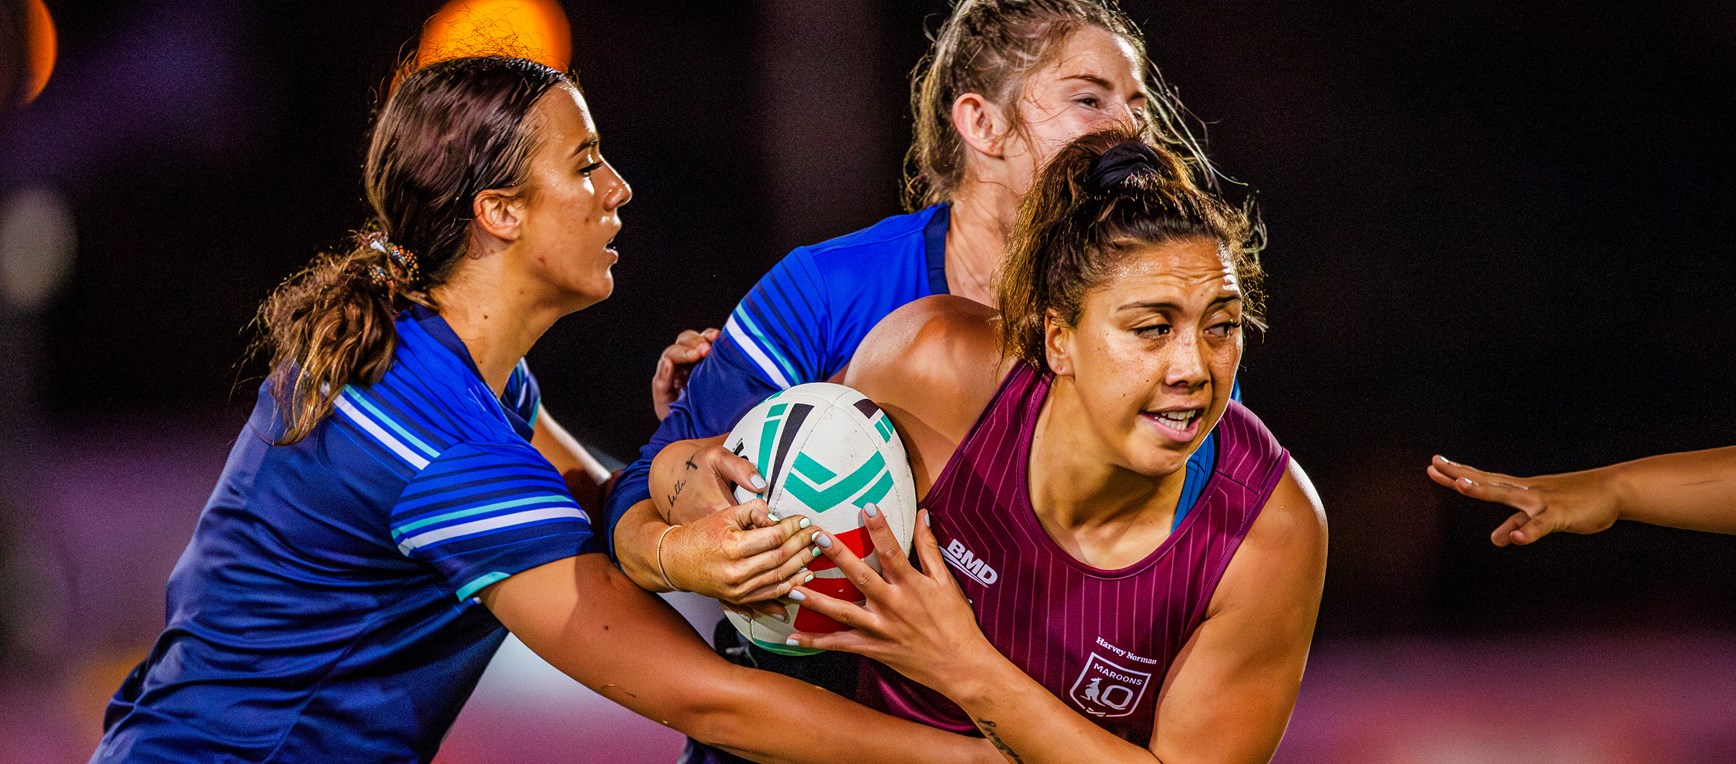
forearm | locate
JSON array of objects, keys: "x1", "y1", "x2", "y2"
[
  {"x1": 701, "y1": 666, "x2": 999, "y2": 764},
  {"x1": 1607, "y1": 446, "x2": 1736, "y2": 533},
  {"x1": 490, "y1": 556, "x2": 990, "y2": 764},
  {"x1": 612, "y1": 499, "x2": 676, "y2": 592},
  {"x1": 648, "y1": 436, "x2": 722, "y2": 516},
  {"x1": 942, "y1": 650, "x2": 1160, "y2": 763}
]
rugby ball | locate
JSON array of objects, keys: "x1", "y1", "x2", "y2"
[{"x1": 722, "y1": 382, "x2": 917, "y2": 655}]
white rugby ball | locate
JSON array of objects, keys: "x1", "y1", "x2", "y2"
[{"x1": 722, "y1": 382, "x2": 917, "y2": 655}]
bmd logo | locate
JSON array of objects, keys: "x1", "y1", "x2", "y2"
[{"x1": 942, "y1": 539, "x2": 998, "y2": 586}]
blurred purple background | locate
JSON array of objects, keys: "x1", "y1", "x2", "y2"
[{"x1": 2, "y1": 1, "x2": 1734, "y2": 761}]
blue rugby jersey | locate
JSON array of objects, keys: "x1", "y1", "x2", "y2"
[
  {"x1": 603, "y1": 205, "x2": 1227, "y2": 552},
  {"x1": 93, "y1": 306, "x2": 599, "y2": 763}
]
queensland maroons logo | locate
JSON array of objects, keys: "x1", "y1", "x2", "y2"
[{"x1": 1068, "y1": 652, "x2": 1153, "y2": 718}]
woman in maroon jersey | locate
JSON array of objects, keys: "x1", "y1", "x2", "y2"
[{"x1": 655, "y1": 129, "x2": 1327, "y2": 761}]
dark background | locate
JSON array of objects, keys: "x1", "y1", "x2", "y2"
[{"x1": 2, "y1": 1, "x2": 1734, "y2": 759}]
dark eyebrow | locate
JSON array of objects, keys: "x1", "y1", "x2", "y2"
[
  {"x1": 1060, "y1": 73, "x2": 1115, "y2": 90},
  {"x1": 1115, "y1": 295, "x2": 1242, "y2": 313},
  {"x1": 572, "y1": 136, "x2": 598, "y2": 157}
]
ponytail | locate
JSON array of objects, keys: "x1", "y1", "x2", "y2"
[
  {"x1": 254, "y1": 231, "x2": 428, "y2": 444},
  {"x1": 997, "y1": 128, "x2": 1262, "y2": 370},
  {"x1": 251, "y1": 56, "x2": 569, "y2": 444}
]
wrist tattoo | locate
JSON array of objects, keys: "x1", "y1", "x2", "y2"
[{"x1": 974, "y1": 719, "x2": 1023, "y2": 763}]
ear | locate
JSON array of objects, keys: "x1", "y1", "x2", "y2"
[
  {"x1": 951, "y1": 92, "x2": 1010, "y2": 159},
  {"x1": 471, "y1": 188, "x2": 526, "y2": 244},
  {"x1": 1043, "y1": 309, "x2": 1076, "y2": 377}
]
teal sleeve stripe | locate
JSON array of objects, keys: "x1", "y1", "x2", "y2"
[
  {"x1": 343, "y1": 386, "x2": 441, "y2": 458},
  {"x1": 393, "y1": 494, "x2": 576, "y2": 537},
  {"x1": 455, "y1": 571, "x2": 512, "y2": 601},
  {"x1": 733, "y1": 308, "x2": 802, "y2": 385},
  {"x1": 528, "y1": 401, "x2": 541, "y2": 430}
]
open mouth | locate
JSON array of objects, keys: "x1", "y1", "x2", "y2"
[{"x1": 1141, "y1": 408, "x2": 1203, "y2": 441}]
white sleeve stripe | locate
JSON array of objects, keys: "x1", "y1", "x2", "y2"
[
  {"x1": 334, "y1": 394, "x2": 432, "y2": 469},
  {"x1": 397, "y1": 505, "x2": 588, "y2": 554},
  {"x1": 724, "y1": 314, "x2": 794, "y2": 390}
]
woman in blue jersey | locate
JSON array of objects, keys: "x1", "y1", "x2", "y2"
[
  {"x1": 90, "y1": 56, "x2": 993, "y2": 764},
  {"x1": 611, "y1": 0, "x2": 1228, "y2": 639}
]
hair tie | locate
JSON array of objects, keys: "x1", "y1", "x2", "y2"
[
  {"x1": 1084, "y1": 139, "x2": 1162, "y2": 191},
  {"x1": 366, "y1": 233, "x2": 421, "y2": 284}
]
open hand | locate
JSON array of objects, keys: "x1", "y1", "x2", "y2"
[
  {"x1": 783, "y1": 507, "x2": 992, "y2": 694},
  {"x1": 1428, "y1": 455, "x2": 1621, "y2": 546}
]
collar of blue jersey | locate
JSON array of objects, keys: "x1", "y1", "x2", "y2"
[
  {"x1": 404, "y1": 305, "x2": 488, "y2": 383},
  {"x1": 924, "y1": 202, "x2": 951, "y2": 297},
  {"x1": 402, "y1": 305, "x2": 536, "y2": 440}
]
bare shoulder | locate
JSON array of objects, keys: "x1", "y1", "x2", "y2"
[
  {"x1": 845, "y1": 296, "x2": 1007, "y2": 437},
  {"x1": 1251, "y1": 460, "x2": 1329, "y2": 554},
  {"x1": 1208, "y1": 459, "x2": 1328, "y2": 619}
]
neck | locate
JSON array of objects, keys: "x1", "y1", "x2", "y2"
[
  {"x1": 943, "y1": 178, "x2": 1021, "y2": 306},
  {"x1": 1028, "y1": 376, "x2": 1185, "y2": 534},
  {"x1": 429, "y1": 256, "x2": 566, "y2": 396}
]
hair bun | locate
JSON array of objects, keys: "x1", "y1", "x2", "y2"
[{"x1": 1083, "y1": 139, "x2": 1162, "y2": 191}]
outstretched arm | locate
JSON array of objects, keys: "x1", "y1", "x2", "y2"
[
  {"x1": 479, "y1": 554, "x2": 996, "y2": 764},
  {"x1": 1428, "y1": 448, "x2": 1736, "y2": 545},
  {"x1": 789, "y1": 461, "x2": 1327, "y2": 763}
]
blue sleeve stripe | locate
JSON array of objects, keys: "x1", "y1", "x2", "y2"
[
  {"x1": 732, "y1": 302, "x2": 802, "y2": 384},
  {"x1": 333, "y1": 393, "x2": 433, "y2": 469},
  {"x1": 723, "y1": 313, "x2": 795, "y2": 389},
  {"x1": 755, "y1": 272, "x2": 823, "y2": 378},
  {"x1": 365, "y1": 384, "x2": 453, "y2": 451},
  {"x1": 342, "y1": 387, "x2": 440, "y2": 459},
  {"x1": 397, "y1": 505, "x2": 588, "y2": 554},
  {"x1": 393, "y1": 493, "x2": 577, "y2": 537},
  {"x1": 399, "y1": 464, "x2": 565, "y2": 502},
  {"x1": 455, "y1": 571, "x2": 512, "y2": 601}
]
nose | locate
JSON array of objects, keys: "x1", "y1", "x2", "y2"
[
  {"x1": 1114, "y1": 103, "x2": 1139, "y2": 130},
  {"x1": 602, "y1": 160, "x2": 632, "y2": 210},
  {"x1": 1163, "y1": 330, "x2": 1209, "y2": 391}
]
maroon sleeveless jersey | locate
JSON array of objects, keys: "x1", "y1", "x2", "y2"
[{"x1": 858, "y1": 363, "x2": 1289, "y2": 744}]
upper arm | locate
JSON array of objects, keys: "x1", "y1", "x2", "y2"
[
  {"x1": 1150, "y1": 459, "x2": 1328, "y2": 763},
  {"x1": 722, "y1": 249, "x2": 833, "y2": 388},
  {"x1": 393, "y1": 441, "x2": 601, "y2": 601},
  {"x1": 845, "y1": 295, "x2": 1009, "y2": 445}
]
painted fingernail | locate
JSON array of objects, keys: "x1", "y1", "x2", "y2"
[
  {"x1": 767, "y1": 512, "x2": 782, "y2": 523},
  {"x1": 924, "y1": 512, "x2": 931, "y2": 528},
  {"x1": 788, "y1": 589, "x2": 807, "y2": 602},
  {"x1": 785, "y1": 637, "x2": 801, "y2": 646},
  {"x1": 1460, "y1": 477, "x2": 1478, "y2": 487},
  {"x1": 864, "y1": 503, "x2": 880, "y2": 519},
  {"x1": 770, "y1": 611, "x2": 787, "y2": 622},
  {"x1": 1436, "y1": 455, "x2": 1454, "y2": 464},
  {"x1": 811, "y1": 547, "x2": 823, "y2": 558},
  {"x1": 750, "y1": 474, "x2": 769, "y2": 491},
  {"x1": 814, "y1": 532, "x2": 833, "y2": 549},
  {"x1": 803, "y1": 572, "x2": 814, "y2": 583},
  {"x1": 798, "y1": 517, "x2": 812, "y2": 529},
  {"x1": 796, "y1": 566, "x2": 809, "y2": 578}
]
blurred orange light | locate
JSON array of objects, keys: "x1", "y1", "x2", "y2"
[
  {"x1": 417, "y1": 0, "x2": 572, "y2": 71},
  {"x1": 23, "y1": 0, "x2": 57, "y2": 104}
]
